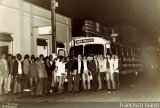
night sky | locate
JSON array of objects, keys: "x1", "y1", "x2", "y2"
[{"x1": 24, "y1": 0, "x2": 160, "y2": 46}]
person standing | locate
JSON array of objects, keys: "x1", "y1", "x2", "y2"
[
  {"x1": 108, "y1": 54, "x2": 116, "y2": 90},
  {"x1": 29, "y1": 57, "x2": 38, "y2": 95},
  {"x1": 45, "y1": 57, "x2": 52, "y2": 94},
  {"x1": 88, "y1": 55, "x2": 99, "y2": 92},
  {"x1": 114, "y1": 55, "x2": 120, "y2": 89},
  {"x1": 37, "y1": 55, "x2": 47, "y2": 96},
  {"x1": 23, "y1": 54, "x2": 31, "y2": 91},
  {"x1": 0, "y1": 54, "x2": 9, "y2": 94},
  {"x1": 71, "y1": 55, "x2": 83, "y2": 93},
  {"x1": 55, "y1": 57, "x2": 66, "y2": 93},
  {"x1": 65, "y1": 57, "x2": 74, "y2": 92},
  {"x1": 82, "y1": 55, "x2": 90, "y2": 90},
  {"x1": 7, "y1": 54, "x2": 13, "y2": 92},
  {"x1": 97, "y1": 55, "x2": 102, "y2": 90},
  {"x1": 106, "y1": 55, "x2": 112, "y2": 92},
  {"x1": 13, "y1": 54, "x2": 23, "y2": 93},
  {"x1": 98, "y1": 55, "x2": 107, "y2": 90}
]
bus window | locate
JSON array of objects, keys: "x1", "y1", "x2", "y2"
[
  {"x1": 106, "y1": 48, "x2": 111, "y2": 55},
  {"x1": 84, "y1": 44, "x2": 104, "y2": 56},
  {"x1": 126, "y1": 48, "x2": 129, "y2": 56},
  {"x1": 105, "y1": 44, "x2": 111, "y2": 55},
  {"x1": 111, "y1": 44, "x2": 116, "y2": 54},
  {"x1": 128, "y1": 49, "x2": 131, "y2": 57},
  {"x1": 69, "y1": 45, "x2": 83, "y2": 58},
  {"x1": 123, "y1": 47, "x2": 127, "y2": 56},
  {"x1": 117, "y1": 44, "x2": 122, "y2": 55}
]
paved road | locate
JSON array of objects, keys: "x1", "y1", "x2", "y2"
[{"x1": 1, "y1": 69, "x2": 160, "y2": 102}]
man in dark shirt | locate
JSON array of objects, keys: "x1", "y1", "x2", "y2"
[{"x1": 88, "y1": 55, "x2": 99, "y2": 92}]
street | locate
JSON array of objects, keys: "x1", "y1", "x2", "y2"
[{"x1": 1, "y1": 68, "x2": 160, "y2": 102}]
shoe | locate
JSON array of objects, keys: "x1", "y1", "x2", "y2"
[
  {"x1": 24, "y1": 89, "x2": 30, "y2": 92},
  {"x1": 50, "y1": 90, "x2": 53, "y2": 93}
]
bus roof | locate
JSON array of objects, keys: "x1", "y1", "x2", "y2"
[{"x1": 69, "y1": 37, "x2": 111, "y2": 46}]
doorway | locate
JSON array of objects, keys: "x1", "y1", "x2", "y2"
[{"x1": 37, "y1": 38, "x2": 48, "y2": 57}]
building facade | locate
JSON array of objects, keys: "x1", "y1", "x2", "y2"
[{"x1": 0, "y1": 0, "x2": 72, "y2": 57}]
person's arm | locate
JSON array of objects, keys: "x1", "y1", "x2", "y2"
[{"x1": 28, "y1": 64, "x2": 31, "y2": 76}]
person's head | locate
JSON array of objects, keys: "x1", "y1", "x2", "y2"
[
  {"x1": 16, "y1": 54, "x2": 22, "y2": 60},
  {"x1": 115, "y1": 55, "x2": 118, "y2": 59},
  {"x1": 83, "y1": 55, "x2": 87, "y2": 60},
  {"x1": 12, "y1": 56, "x2": 16, "y2": 61},
  {"x1": 106, "y1": 54, "x2": 110, "y2": 59},
  {"x1": 49, "y1": 55, "x2": 53, "y2": 61},
  {"x1": 87, "y1": 56, "x2": 90, "y2": 60},
  {"x1": 7, "y1": 54, "x2": 12, "y2": 60},
  {"x1": 35, "y1": 57, "x2": 39, "y2": 63},
  {"x1": 111, "y1": 54, "x2": 115, "y2": 59},
  {"x1": 53, "y1": 58, "x2": 57, "y2": 62},
  {"x1": 1, "y1": 54, "x2": 6, "y2": 59},
  {"x1": 77, "y1": 54, "x2": 82, "y2": 60},
  {"x1": 66, "y1": 57, "x2": 70, "y2": 62},
  {"x1": 61, "y1": 57, "x2": 65, "y2": 63},
  {"x1": 31, "y1": 55, "x2": 35, "y2": 59},
  {"x1": 99, "y1": 54, "x2": 104, "y2": 60},
  {"x1": 24, "y1": 54, "x2": 30, "y2": 60},
  {"x1": 93, "y1": 55, "x2": 97, "y2": 60},
  {"x1": 39, "y1": 54, "x2": 44, "y2": 60},
  {"x1": 45, "y1": 57, "x2": 50, "y2": 63},
  {"x1": 31, "y1": 58, "x2": 35, "y2": 63}
]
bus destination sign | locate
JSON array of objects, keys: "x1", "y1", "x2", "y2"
[{"x1": 76, "y1": 38, "x2": 94, "y2": 44}]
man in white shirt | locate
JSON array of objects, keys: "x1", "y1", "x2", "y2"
[
  {"x1": 98, "y1": 55, "x2": 107, "y2": 90},
  {"x1": 114, "y1": 55, "x2": 120, "y2": 89},
  {"x1": 13, "y1": 54, "x2": 23, "y2": 93},
  {"x1": 82, "y1": 55, "x2": 90, "y2": 90},
  {"x1": 108, "y1": 54, "x2": 117, "y2": 90},
  {"x1": 0, "y1": 54, "x2": 9, "y2": 94}
]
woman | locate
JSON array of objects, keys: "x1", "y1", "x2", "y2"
[{"x1": 55, "y1": 57, "x2": 66, "y2": 93}]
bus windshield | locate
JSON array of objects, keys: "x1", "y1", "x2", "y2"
[
  {"x1": 84, "y1": 44, "x2": 104, "y2": 56},
  {"x1": 69, "y1": 45, "x2": 83, "y2": 58}
]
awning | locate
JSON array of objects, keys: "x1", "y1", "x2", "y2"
[
  {"x1": 0, "y1": 33, "x2": 13, "y2": 42},
  {"x1": 37, "y1": 39, "x2": 48, "y2": 46}
]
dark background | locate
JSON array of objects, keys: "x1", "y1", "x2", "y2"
[{"x1": 24, "y1": 0, "x2": 160, "y2": 46}]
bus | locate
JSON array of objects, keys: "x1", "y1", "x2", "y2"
[{"x1": 69, "y1": 36, "x2": 143, "y2": 75}]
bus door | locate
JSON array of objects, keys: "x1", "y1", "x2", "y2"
[{"x1": 57, "y1": 42, "x2": 66, "y2": 57}]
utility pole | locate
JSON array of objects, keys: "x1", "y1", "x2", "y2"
[{"x1": 51, "y1": 0, "x2": 58, "y2": 53}]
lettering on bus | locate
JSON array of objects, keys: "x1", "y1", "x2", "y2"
[{"x1": 75, "y1": 38, "x2": 94, "y2": 44}]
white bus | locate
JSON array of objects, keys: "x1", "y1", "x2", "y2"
[
  {"x1": 69, "y1": 37, "x2": 111, "y2": 58},
  {"x1": 69, "y1": 36, "x2": 144, "y2": 75}
]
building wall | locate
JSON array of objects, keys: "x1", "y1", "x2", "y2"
[{"x1": 0, "y1": 0, "x2": 72, "y2": 56}]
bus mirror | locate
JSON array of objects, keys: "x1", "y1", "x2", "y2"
[
  {"x1": 71, "y1": 40, "x2": 75, "y2": 47},
  {"x1": 106, "y1": 44, "x2": 110, "y2": 48}
]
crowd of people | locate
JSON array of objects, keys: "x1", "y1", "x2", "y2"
[{"x1": 0, "y1": 53, "x2": 120, "y2": 96}]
